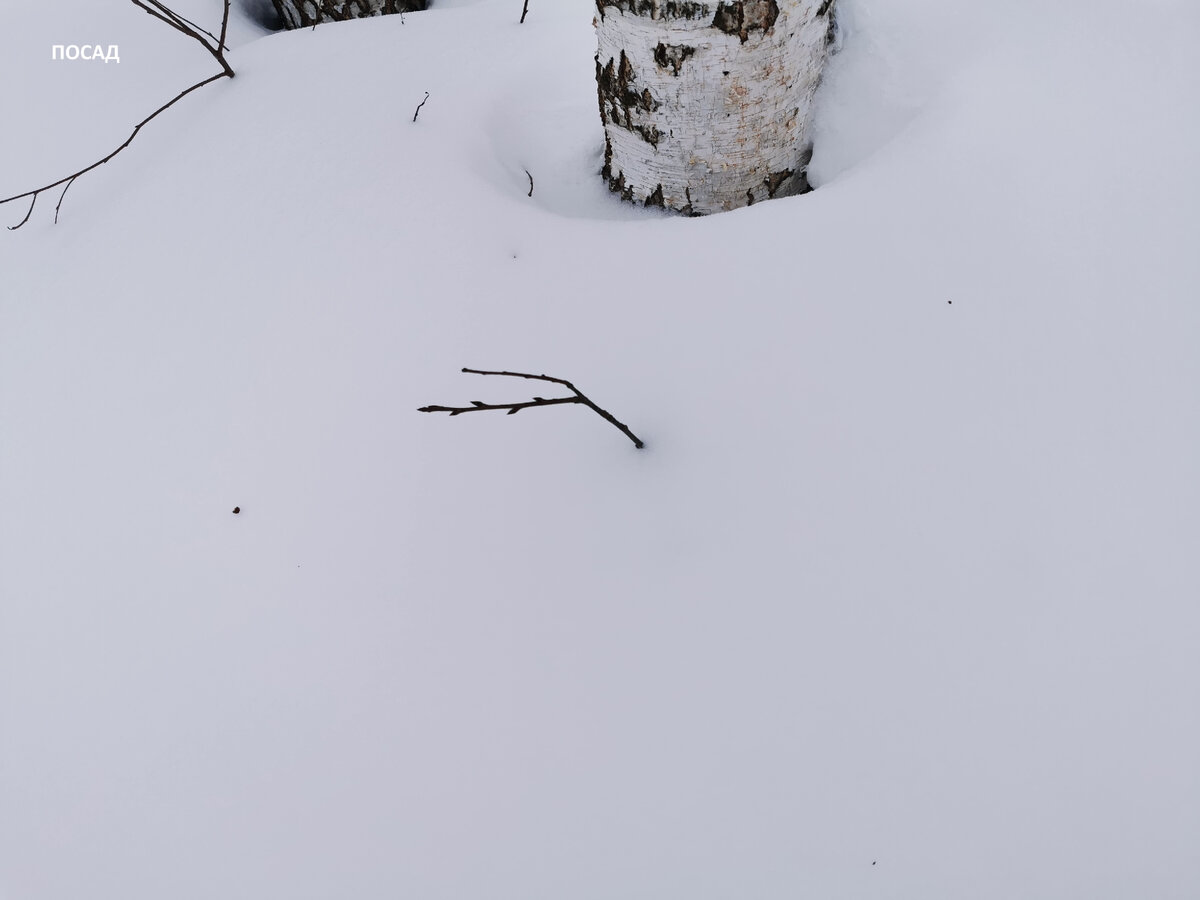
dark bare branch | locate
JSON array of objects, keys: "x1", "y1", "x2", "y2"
[
  {"x1": 419, "y1": 368, "x2": 645, "y2": 449},
  {"x1": 164, "y1": 5, "x2": 227, "y2": 52},
  {"x1": 131, "y1": 0, "x2": 234, "y2": 76},
  {"x1": 520, "y1": 0, "x2": 530, "y2": 23},
  {"x1": 461, "y1": 368, "x2": 576, "y2": 389},
  {"x1": 7, "y1": 194, "x2": 37, "y2": 231},
  {"x1": 129, "y1": 0, "x2": 189, "y2": 34},
  {"x1": 2, "y1": 1, "x2": 234, "y2": 228},
  {"x1": 413, "y1": 91, "x2": 430, "y2": 123},
  {"x1": 525, "y1": 169, "x2": 534, "y2": 197},
  {"x1": 217, "y1": 0, "x2": 232, "y2": 54},
  {"x1": 3, "y1": 72, "x2": 229, "y2": 227},
  {"x1": 54, "y1": 177, "x2": 78, "y2": 225},
  {"x1": 419, "y1": 396, "x2": 580, "y2": 416}
]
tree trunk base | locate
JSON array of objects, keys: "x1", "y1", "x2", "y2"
[
  {"x1": 272, "y1": 0, "x2": 427, "y2": 29},
  {"x1": 595, "y1": 0, "x2": 836, "y2": 215}
]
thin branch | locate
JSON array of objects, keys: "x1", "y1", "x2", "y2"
[
  {"x1": 520, "y1": 0, "x2": 530, "y2": 23},
  {"x1": 413, "y1": 91, "x2": 430, "y2": 123},
  {"x1": 3, "y1": 72, "x2": 229, "y2": 227},
  {"x1": 7, "y1": 195, "x2": 37, "y2": 231},
  {"x1": 419, "y1": 368, "x2": 645, "y2": 449},
  {"x1": 460, "y1": 368, "x2": 575, "y2": 387},
  {"x1": 2, "y1": 1, "x2": 234, "y2": 228},
  {"x1": 145, "y1": 2, "x2": 228, "y2": 53},
  {"x1": 54, "y1": 177, "x2": 77, "y2": 224},
  {"x1": 142, "y1": 1, "x2": 218, "y2": 44},
  {"x1": 217, "y1": 0, "x2": 232, "y2": 54},
  {"x1": 129, "y1": 0, "x2": 189, "y2": 34},
  {"x1": 419, "y1": 396, "x2": 580, "y2": 416},
  {"x1": 131, "y1": 0, "x2": 234, "y2": 77},
  {"x1": 525, "y1": 169, "x2": 534, "y2": 197}
]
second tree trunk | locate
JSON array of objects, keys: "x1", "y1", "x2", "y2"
[{"x1": 596, "y1": 0, "x2": 835, "y2": 215}]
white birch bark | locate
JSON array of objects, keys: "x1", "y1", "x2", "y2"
[
  {"x1": 272, "y1": 0, "x2": 425, "y2": 29},
  {"x1": 595, "y1": 0, "x2": 835, "y2": 214}
]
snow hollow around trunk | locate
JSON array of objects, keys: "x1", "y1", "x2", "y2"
[{"x1": 596, "y1": 0, "x2": 835, "y2": 214}]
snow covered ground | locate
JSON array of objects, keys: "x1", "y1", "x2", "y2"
[{"x1": 2, "y1": 1, "x2": 1198, "y2": 898}]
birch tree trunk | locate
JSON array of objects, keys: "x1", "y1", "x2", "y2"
[
  {"x1": 272, "y1": 0, "x2": 426, "y2": 29},
  {"x1": 595, "y1": 0, "x2": 835, "y2": 215}
]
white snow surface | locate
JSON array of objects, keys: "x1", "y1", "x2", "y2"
[{"x1": 2, "y1": 1, "x2": 1198, "y2": 898}]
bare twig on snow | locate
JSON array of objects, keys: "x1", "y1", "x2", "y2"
[
  {"x1": 419, "y1": 368, "x2": 644, "y2": 449},
  {"x1": 413, "y1": 91, "x2": 430, "y2": 123}
]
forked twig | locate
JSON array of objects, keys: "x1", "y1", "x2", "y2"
[
  {"x1": 520, "y1": 0, "x2": 531, "y2": 23},
  {"x1": 1, "y1": 0, "x2": 234, "y2": 229},
  {"x1": 419, "y1": 368, "x2": 644, "y2": 449},
  {"x1": 131, "y1": 0, "x2": 232, "y2": 68}
]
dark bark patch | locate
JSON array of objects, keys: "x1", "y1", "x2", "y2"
[
  {"x1": 595, "y1": 56, "x2": 609, "y2": 125},
  {"x1": 605, "y1": 168, "x2": 636, "y2": 203},
  {"x1": 822, "y1": 0, "x2": 840, "y2": 47},
  {"x1": 653, "y1": 42, "x2": 697, "y2": 76},
  {"x1": 598, "y1": 0, "x2": 711, "y2": 20},
  {"x1": 711, "y1": 0, "x2": 778, "y2": 42},
  {"x1": 645, "y1": 184, "x2": 665, "y2": 208},
  {"x1": 764, "y1": 169, "x2": 793, "y2": 198},
  {"x1": 272, "y1": 0, "x2": 425, "y2": 28},
  {"x1": 635, "y1": 124, "x2": 662, "y2": 147},
  {"x1": 597, "y1": 51, "x2": 660, "y2": 137}
]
